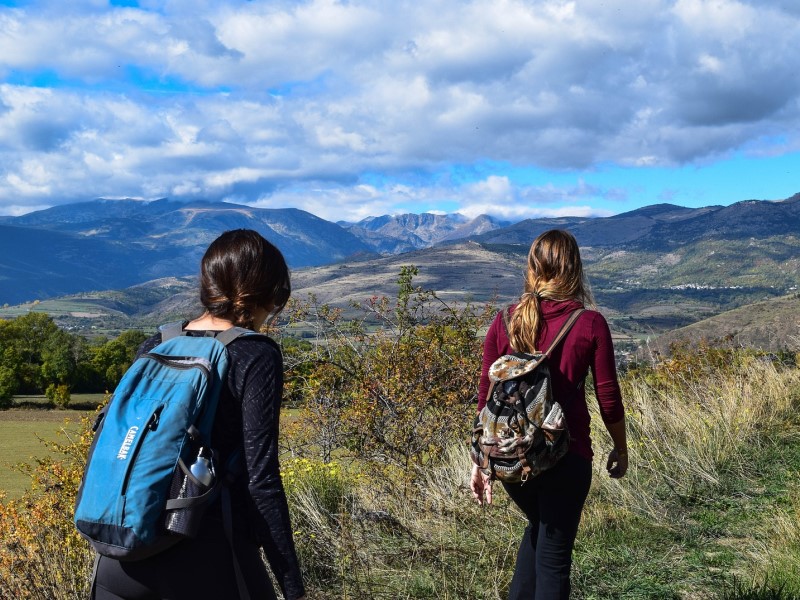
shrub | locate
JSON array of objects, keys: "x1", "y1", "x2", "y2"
[
  {"x1": 45, "y1": 383, "x2": 71, "y2": 408},
  {"x1": 0, "y1": 413, "x2": 96, "y2": 599},
  {"x1": 283, "y1": 266, "x2": 494, "y2": 478},
  {"x1": 0, "y1": 365, "x2": 16, "y2": 409}
]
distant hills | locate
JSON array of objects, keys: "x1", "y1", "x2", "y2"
[
  {"x1": 467, "y1": 194, "x2": 800, "y2": 249},
  {"x1": 1, "y1": 193, "x2": 799, "y2": 351},
  {"x1": 0, "y1": 199, "x2": 374, "y2": 305},
  {"x1": 5, "y1": 240, "x2": 798, "y2": 353},
  {"x1": 646, "y1": 293, "x2": 800, "y2": 355}
]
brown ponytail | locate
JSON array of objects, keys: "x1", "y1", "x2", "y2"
[
  {"x1": 507, "y1": 229, "x2": 593, "y2": 352},
  {"x1": 199, "y1": 229, "x2": 291, "y2": 329}
]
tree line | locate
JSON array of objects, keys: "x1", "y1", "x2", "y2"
[{"x1": 0, "y1": 312, "x2": 147, "y2": 408}]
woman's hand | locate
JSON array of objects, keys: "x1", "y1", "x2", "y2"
[
  {"x1": 470, "y1": 463, "x2": 493, "y2": 505},
  {"x1": 606, "y1": 448, "x2": 628, "y2": 479},
  {"x1": 604, "y1": 418, "x2": 628, "y2": 479}
]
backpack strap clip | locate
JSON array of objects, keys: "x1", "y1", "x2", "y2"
[{"x1": 158, "y1": 321, "x2": 187, "y2": 342}]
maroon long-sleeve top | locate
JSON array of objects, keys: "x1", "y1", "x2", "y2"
[{"x1": 478, "y1": 299, "x2": 624, "y2": 461}]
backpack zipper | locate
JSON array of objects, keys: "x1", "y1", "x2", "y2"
[
  {"x1": 141, "y1": 353, "x2": 213, "y2": 378},
  {"x1": 120, "y1": 406, "x2": 164, "y2": 496}
]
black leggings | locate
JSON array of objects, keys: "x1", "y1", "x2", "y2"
[
  {"x1": 93, "y1": 534, "x2": 277, "y2": 600},
  {"x1": 501, "y1": 452, "x2": 592, "y2": 600}
]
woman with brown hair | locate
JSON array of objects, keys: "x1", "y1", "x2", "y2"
[
  {"x1": 470, "y1": 229, "x2": 627, "y2": 600},
  {"x1": 93, "y1": 229, "x2": 305, "y2": 600}
]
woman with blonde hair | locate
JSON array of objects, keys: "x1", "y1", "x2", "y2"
[{"x1": 470, "y1": 229, "x2": 627, "y2": 600}]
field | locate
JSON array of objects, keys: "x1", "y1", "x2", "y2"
[
  {"x1": 0, "y1": 396, "x2": 102, "y2": 500},
  {"x1": 0, "y1": 398, "x2": 299, "y2": 501}
]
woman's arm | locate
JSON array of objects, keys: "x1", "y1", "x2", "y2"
[
  {"x1": 590, "y1": 314, "x2": 628, "y2": 478},
  {"x1": 239, "y1": 342, "x2": 306, "y2": 600},
  {"x1": 477, "y1": 312, "x2": 504, "y2": 411},
  {"x1": 604, "y1": 418, "x2": 628, "y2": 478},
  {"x1": 471, "y1": 311, "x2": 506, "y2": 505}
]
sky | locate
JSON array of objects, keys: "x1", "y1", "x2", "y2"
[{"x1": 1, "y1": 0, "x2": 799, "y2": 223}]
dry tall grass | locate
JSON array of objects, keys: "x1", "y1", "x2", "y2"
[
  {"x1": 583, "y1": 354, "x2": 800, "y2": 592},
  {"x1": 592, "y1": 356, "x2": 800, "y2": 513},
  {"x1": 283, "y1": 446, "x2": 522, "y2": 599}
]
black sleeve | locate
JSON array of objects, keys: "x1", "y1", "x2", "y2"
[
  {"x1": 137, "y1": 329, "x2": 305, "y2": 598},
  {"x1": 134, "y1": 333, "x2": 161, "y2": 359},
  {"x1": 236, "y1": 339, "x2": 305, "y2": 600}
]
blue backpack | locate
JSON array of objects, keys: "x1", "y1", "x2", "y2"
[{"x1": 74, "y1": 323, "x2": 255, "y2": 561}]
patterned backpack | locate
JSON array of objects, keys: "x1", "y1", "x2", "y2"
[{"x1": 471, "y1": 308, "x2": 584, "y2": 483}]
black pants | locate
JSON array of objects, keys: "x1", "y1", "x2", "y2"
[
  {"x1": 502, "y1": 452, "x2": 592, "y2": 600},
  {"x1": 93, "y1": 532, "x2": 276, "y2": 600}
]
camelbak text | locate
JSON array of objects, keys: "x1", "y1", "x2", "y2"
[{"x1": 117, "y1": 426, "x2": 140, "y2": 460}]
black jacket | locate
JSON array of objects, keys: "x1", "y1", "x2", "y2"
[{"x1": 136, "y1": 329, "x2": 305, "y2": 600}]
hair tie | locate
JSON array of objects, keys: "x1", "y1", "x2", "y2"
[{"x1": 523, "y1": 291, "x2": 542, "y2": 300}]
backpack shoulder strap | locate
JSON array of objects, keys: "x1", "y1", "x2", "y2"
[
  {"x1": 214, "y1": 326, "x2": 258, "y2": 347},
  {"x1": 502, "y1": 306, "x2": 584, "y2": 356},
  {"x1": 158, "y1": 321, "x2": 187, "y2": 342},
  {"x1": 543, "y1": 309, "x2": 585, "y2": 358},
  {"x1": 158, "y1": 323, "x2": 260, "y2": 347},
  {"x1": 501, "y1": 307, "x2": 512, "y2": 337}
]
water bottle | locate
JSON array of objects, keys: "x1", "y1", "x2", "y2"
[
  {"x1": 165, "y1": 448, "x2": 215, "y2": 537},
  {"x1": 190, "y1": 450, "x2": 214, "y2": 486}
]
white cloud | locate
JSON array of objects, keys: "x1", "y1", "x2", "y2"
[
  {"x1": 1, "y1": 0, "x2": 799, "y2": 217},
  {"x1": 241, "y1": 173, "x2": 622, "y2": 223}
]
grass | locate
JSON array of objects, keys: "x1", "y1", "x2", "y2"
[
  {"x1": 3, "y1": 355, "x2": 800, "y2": 599},
  {"x1": 276, "y1": 354, "x2": 800, "y2": 599},
  {"x1": 0, "y1": 409, "x2": 90, "y2": 500},
  {"x1": 0, "y1": 394, "x2": 104, "y2": 499}
]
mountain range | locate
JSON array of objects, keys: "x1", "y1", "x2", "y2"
[
  {"x1": 0, "y1": 199, "x2": 372, "y2": 305},
  {"x1": 1, "y1": 193, "x2": 799, "y2": 350},
  {"x1": 0, "y1": 198, "x2": 521, "y2": 305}
]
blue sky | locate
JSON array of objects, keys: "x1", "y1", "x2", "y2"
[{"x1": 1, "y1": 0, "x2": 799, "y2": 222}]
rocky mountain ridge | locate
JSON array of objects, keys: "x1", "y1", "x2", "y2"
[
  {"x1": 343, "y1": 212, "x2": 511, "y2": 254},
  {"x1": 1, "y1": 194, "x2": 799, "y2": 313}
]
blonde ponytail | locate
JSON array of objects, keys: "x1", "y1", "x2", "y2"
[{"x1": 507, "y1": 230, "x2": 593, "y2": 353}]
